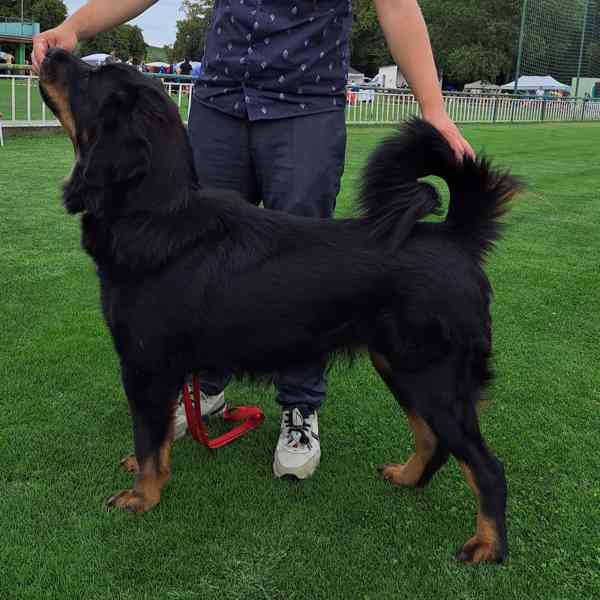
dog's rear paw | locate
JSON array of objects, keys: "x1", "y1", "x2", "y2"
[
  {"x1": 119, "y1": 454, "x2": 139, "y2": 474},
  {"x1": 106, "y1": 489, "x2": 158, "y2": 513},
  {"x1": 378, "y1": 463, "x2": 419, "y2": 487},
  {"x1": 457, "y1": 536, "x2": 505, "y2": 565}
]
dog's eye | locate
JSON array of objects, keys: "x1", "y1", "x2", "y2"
[{"x1": 86, "y1": 125, "x2": 99, "y2": 143}]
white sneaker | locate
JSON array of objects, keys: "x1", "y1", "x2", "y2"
[
  {"x1": 273, "y1": 407, "x2": 321, "y2": 479},
  {"x1": 173, "y1": 389, "x2": 226, "y2": 440}
]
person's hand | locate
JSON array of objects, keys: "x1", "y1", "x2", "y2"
[
  {"x1": 32, "y1": 24, "x2": 79, "y2": 74},
  {"x1": 422, "y1": 107, "x2": 475, "y2": 163}
]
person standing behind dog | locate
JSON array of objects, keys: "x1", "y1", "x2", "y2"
[{"x1": 33, "y1": 0, "x2": 474, "y2": 480}]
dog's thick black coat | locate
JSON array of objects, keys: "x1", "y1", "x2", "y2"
[{"x1": 39, "y1": 49, "x2": 522, "y2": 564}]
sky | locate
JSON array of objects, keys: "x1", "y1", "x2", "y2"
[{"x1": 64, "y1": 1, "x2": 183, "y2": 47}]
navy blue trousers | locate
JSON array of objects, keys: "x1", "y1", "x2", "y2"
[{"x1": 187, "y1": 101, "x2": 347, "y2": 410}]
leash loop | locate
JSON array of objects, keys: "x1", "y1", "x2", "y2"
[{"x1": 182, "y1": 374, "x2": 264, "y2": 449}]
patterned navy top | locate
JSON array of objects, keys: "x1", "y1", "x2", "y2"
[{"x1": 194, "y1": 0, "x2": 353, "y2": 120}]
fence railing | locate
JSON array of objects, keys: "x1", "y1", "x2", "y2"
[
  {"x1": 2, "y1": 75, "x2": 600, "y2": 128},
  {"x1": 345, "y1": 91, "x2": 600, "y2": 124}
]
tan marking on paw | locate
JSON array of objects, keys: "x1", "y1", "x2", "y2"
[
  {"x1": 106, "y1": 489, "x2": 158, "y2": 513},
  {"x1": 381, "y1": 457, "x2": 423, "y2": 487},
  {"x1": 119, "y1": 454, "x2": 139, "y2": 474}
]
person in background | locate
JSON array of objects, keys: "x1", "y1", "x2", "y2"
[
  {"x1": 179, "y1": 57, "x2": 192, "y2": 77},
  {"x1": 191, "y1": 60, "x2": 202, "y2": 80},
  {"x1": 32, "y1": 0, "x2": 474, "y2": 481}
]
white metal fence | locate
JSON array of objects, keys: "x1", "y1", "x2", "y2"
[
  {"x1": 0, "y1": 75, "x2": 56, "y2": 124},
  {"x1": 345, "y1": 91, "x2": 600, "y2": 124},
  {"x1": 2, "y1": 75, "x2": 600, "y2": 128}
]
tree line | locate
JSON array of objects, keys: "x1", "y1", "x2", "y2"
[
  {"x1": 168, "y1": 0, "x2": 523, "y2": 87},
  {"x1": 1, "y1": 0, "x2": 145, "y2": 62},
  {"x1": 4, "y1": 0, "x2": 596, "y2": 85},
  {"x1": 0, "y1": 0, "x2": 67, "y2": 33}
]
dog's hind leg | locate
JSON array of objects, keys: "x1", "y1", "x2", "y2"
[
  {"x1": 371, "y1": 349, "x2": 507, "y2": 564},
  {"x1": 370, "y1": 351, "x2": 449, "y2": 488},
  {"x1": 425, "y1": 400, "x2": 507, "y2": 564},
  {"x1": 107, "y1": 364, "x2": 181, "y2": 513}
]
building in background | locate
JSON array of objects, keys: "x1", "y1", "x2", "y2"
[
  {"x1": 0, "y1": 19, "x2": 40, "y2": 66},
  {"x1": 463, "y1": 80, "x2": 502, "y2": 95},
  {"x1": 347, "y1": 67, "x2": 365, "y2": 85},
  {"x1": 369, "y1": 65, "x2": 407, "y2": 90}
]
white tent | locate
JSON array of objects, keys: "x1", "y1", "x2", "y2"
[
  {"x1": 146, "y1": 61, "x2": 170, "y2": 68},
  {"x1": 347, "y1": 67, "x2": 365, "y2": 85},
  {"x1": 81, "y1": 53, "x2": 111, "y2": 66},
  {"x1": 464, "y1": 80, "x2": 501, "y2": 93},
  {"x1": 501, "y1": 75, "x2": 571, "y2": 93},
  {"x1": 176, "y1": 60, "x2": 201, "y2": 69}
]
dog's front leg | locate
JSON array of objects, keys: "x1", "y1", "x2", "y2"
[{"x1": 107, "y1": 363, "x2": 181, "y2": 513}]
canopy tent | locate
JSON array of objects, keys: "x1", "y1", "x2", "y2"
[
  {"x1": 347, "y1": 66, "x2": 365, "y2": 85},
  {"x1": 176, "y1": 60, "x2": 201, "y2": 69},
  {"x1": 464, "y1": 80, "x2": 501, "y2": 93},
  {"x1": 501, "y1": 75, "x2": 571, "y2": 93},
  {"x1": 81, "y1": 53, "x2": 111, "y2": 66}
]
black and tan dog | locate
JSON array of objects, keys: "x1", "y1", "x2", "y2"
[{"x1": 39, "y1": 48, "x2": 521, "y2": 564}]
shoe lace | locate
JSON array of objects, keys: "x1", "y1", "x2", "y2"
[{"x1": 283, "y1": 409, "x2": 312, "y2": 448}]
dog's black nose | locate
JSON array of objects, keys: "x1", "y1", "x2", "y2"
[
  {"x1": 44, "y1": 47, "x2": 70, "y2": 64},
  {"x1": 41, "y1": 48, "x2": 89, "y2": 82}
]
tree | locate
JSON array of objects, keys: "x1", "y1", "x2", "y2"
[
  {"x1": 172, "y1": 0, "x2": 212, "y2": 61},
  {"x1": 31, "y1": 0, "x2": 67, "y2": 31},
  {"x1": 349, "y1": 0, "x2": 521, "y2": 87},
  {"x1": 163, "y1": 45, "x2": 176, "y2": 64},
  {"x1": 122, "y1": 24, "x2": 146, "y2": 60},
  {"x1": 0, "y1": 1, "x2": 33, "y2": 20},
  {"x1": 0, "y1": 0, "x2": 67, "y2": 28},
  {"x1": 419, "y1": 0, "x2": 521, "y2": 86},
  {"x1": 349, "y1": 1, "x2": 392, "y2": 76},
  {"x1": 78, "y1": 24, "x2": 147, "y2": 61}
]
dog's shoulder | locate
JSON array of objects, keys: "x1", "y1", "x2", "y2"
[{"x1": 80, "y1": 212, "x2": 113, "y2": 266}]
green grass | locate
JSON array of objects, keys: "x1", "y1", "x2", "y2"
[{"x1": 1, "y1": 124, "x2": 599, "y2": 599}]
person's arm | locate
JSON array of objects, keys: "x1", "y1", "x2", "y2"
[
  {"x1": 373, "y1": 0, "x2": 474, "y2": 160},
  {"x1": 32, "y1": 0, "x2": 157, "y2": 73}
]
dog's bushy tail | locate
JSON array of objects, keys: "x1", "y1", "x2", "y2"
[{"x1": 359, "y1": 118, "x2": 523, "y2": 260}]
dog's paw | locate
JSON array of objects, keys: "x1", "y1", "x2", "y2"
[
  {"x1": 378, "y1": 462, "x2": 419, "y2": 487},
  {"x1": 106, "y1": 489, "x2": 158, "y2": 513},
  {"x1": 119, "y1": 454, "x2": 139, "y2": 474},
  {"x1": 457, "y1": 536, "x2": 504, "y2": 565}
]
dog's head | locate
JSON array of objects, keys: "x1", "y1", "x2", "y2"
[{"x1": 39, "y1": 49, "x2": 195, "y2": 216}]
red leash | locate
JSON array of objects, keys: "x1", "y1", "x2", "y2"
[{"x1": 181, "y1": 374, "x2": 264, "y2": 449}]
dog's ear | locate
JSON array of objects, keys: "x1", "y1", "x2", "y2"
[{"x1": 82, "y1": 89, "x2": 151, "y2": 187}]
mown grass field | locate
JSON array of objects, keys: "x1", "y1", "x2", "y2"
[{"x1": 1, "y1": 123, "x2": 599, "y2": 599}]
